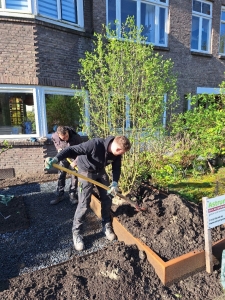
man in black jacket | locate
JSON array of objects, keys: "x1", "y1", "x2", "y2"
[
  {"x1": 45, "y1": 135, "x2": 131, "y2": 251},
  {"x1": 51, "y1": 126, "x2": 83, "y2": 205}
]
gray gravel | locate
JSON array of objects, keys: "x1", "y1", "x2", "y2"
[{"x1": 0, "y1": 180, "x2": 113, "y2": 281}]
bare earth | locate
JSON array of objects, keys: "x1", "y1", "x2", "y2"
[{"x1": 0, "y1": 176, "x2": 225, "y2": 300}]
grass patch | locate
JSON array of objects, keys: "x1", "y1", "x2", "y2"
[{"x1": 165, "y1": 168, "x2": 225, "y2": 203}]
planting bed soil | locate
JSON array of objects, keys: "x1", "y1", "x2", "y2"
[
  {"x1": 112, "y1": 181, "x2": 225, "y2": 261},
  {"x1": 0, "y1": 176, "x2": 225, "y2": 299}
]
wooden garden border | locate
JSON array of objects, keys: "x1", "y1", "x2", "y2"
[{"x1": 90, "y1": 194, "x2": 225, "y2": 285}]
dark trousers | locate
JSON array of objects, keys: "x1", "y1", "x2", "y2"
[
  {"x1": 72, "y1": 168, "x2": 112, "y2": 234},
  {"x1": 57, "y1": 159, "x2": 78, "y2": 196}
]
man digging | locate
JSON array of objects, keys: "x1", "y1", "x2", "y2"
[{"x1": 45, "y1": 135, "x2": 131, "y2": 251}]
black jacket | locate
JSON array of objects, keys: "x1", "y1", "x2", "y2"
[
  {"x1": 56, "y1": 136, "x2": 122, "y2": 182},
  {"x1": 52, "y1": 127, "x2": 82, "y2": 151}
]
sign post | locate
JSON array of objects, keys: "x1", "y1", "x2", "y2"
[
  {"x1": 202, "y1": 197, "x2": 213, "y2": 273},
  {"x1": 202, "y1": 194, "x2": 225, "y2": 273}
]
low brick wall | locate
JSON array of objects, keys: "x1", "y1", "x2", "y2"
[{"x1": 0, "y1": 136, "x2": 88, "y2": 178}]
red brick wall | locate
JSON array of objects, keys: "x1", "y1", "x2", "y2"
[
  {"x1": 0, "y1": 0, "x2": 94, "y2": 88},
  {"x1": 35, "y1": 22, "x2": 93, "y2": 88},
  {"x1": 0, "y1": 18, "x2": 38, "y2": 85},
  {"x1": 0, "y1": 136, "x2": 88, "y2": 178},
  {"x1": 0, "y1": 143, "x2": 48, "y2": 178}
]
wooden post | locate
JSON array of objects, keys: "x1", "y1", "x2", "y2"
[{"x1": 202, "y1": 197, "x2": 213, "y2": 273}]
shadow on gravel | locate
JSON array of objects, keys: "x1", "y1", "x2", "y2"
[{"x1": 0, "y1": 182, "x2": 41, "y2": 195}]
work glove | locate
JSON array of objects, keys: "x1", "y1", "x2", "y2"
[
  {"x1": 45, "y1": 157, "x2": 58, "y2": 170},
  {"x1": 107, "y1": 181, "x2": 119, "y2": 196}
]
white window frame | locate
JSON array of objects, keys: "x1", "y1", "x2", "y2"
[
  {"x1": 0, "y1": 85, "x2": 88, "y2": 139},
  {"x1": 0, "y1": 0, "x2": 84, "y2": 30},
  {"x1": 219, "y1": 6, "x2": 225, "y2": 55},
  {"x1": 106, "y1": 0, "x2": 169, "y2": 47},
  {"x1": 191, "y1": 0, "x2": 212, "y2": 53}
]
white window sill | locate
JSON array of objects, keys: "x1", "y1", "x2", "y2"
[{"x1": 0, "y1": 11, "x2": 85, "y2": 32}]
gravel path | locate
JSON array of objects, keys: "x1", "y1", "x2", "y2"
[{"x1": 0, "y1": 180, "x2": 112, "y2": 282}]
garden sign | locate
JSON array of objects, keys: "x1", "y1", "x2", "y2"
[{"x1": 202, "y1": 195, "x2": 225, "y2": 273}]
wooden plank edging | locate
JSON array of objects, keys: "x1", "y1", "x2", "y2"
[{"x1": 90, "y1": 195, "x2": 225, "y2": 285}]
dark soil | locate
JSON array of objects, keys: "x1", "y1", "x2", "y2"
[
  {"x1": 0, "y1": 196, "x2": 29, "y2": 233},
  {"x1": 0, "y1": 176, "x2": 225, "y2": 299},
  {"x1": 113, "y1": 182, "x2": 225, "y2": 261}
]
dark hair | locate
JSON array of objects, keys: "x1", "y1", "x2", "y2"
[
  {"x1": 114, "y1": 136, "x2": 131, "y2": 151},
  {"x1": 57, "y1": 126, "x2": 68, "y2": 135}
]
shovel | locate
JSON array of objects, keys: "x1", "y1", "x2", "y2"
[{"x1": 52, "y1": 160, "x2": 145, "y2": 212}]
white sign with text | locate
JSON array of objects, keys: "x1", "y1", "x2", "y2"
[{"x1": 206, "y1": 195, "x2": 225, "y2": 229}]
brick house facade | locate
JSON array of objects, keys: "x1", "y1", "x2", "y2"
[{"x1": 0, "y1": 0, "x2": 225, "y2": 178}]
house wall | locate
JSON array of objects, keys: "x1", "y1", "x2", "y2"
[
  {"x1": 0, "y1": 136, "x2": 89, "y2": 178},
  {"x1": 0, "y1": 18, "x2": 38, "y2": 85},
  {"x1": 0, "y1": 0, "x2": 93, "y2": 87},
  {"x1": 92, "y1": 0, "x2": 225, "y2": 112},
  {"x1": 158, "y1": 0, "x2": 225, "y2": 111}
]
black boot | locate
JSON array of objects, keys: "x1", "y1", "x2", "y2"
[
  {"x1": 69, "y1": 192, "x2": 78, "y2": 204},
  {"x1": 50, "y1": 194, "x2": 64, "y2": 205}
]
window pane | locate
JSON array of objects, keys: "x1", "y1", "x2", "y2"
[
  {"x1": 160, "y1": 0, "x2": 166, "y2": 3},
  {"x1": 191, "y1": 16, "x2": 199, "y2": 50},
  {"x1": 141, "y1": 3, "x2": 155, "y2": 43},
  {"x1": 220, "y1": 23, "x2": 225, "y2": 53},
  {"x1": 38, "y1": 0, "x2": 58, "y2": 19},
  {"x1": 0, "y1": 93, "x2": 36, "y2": 135},
  {"x1": 193, "y1": 0, "x2": 201, "y2": 13},
  {"x1": 201, "y1": 18, "x2": 209, "y2": 51},
  {"x1": 108, "y1": 0, "x2": 116, "y2": 31},
  {"x1": 202, "y1": 3, "x2": 210, "y2": 15},
  {"x1": 6, "y1": 0, "x2": 28, "y2": 10},
  {"x1": 45, "y1": 94, "x2": 81, "y2": 134},
  {"x1": 159, "y1": 7, "x2": 166, "y2": 44},
  {"x1": 61, "y1": 0, "x2": 77, "y2": 23},
  {"x1": 121, "y1": 0, "x2": 136, "y2": 25},
  {"x1": 221, "y1": 11, "x2": 225, "y2": 22}
]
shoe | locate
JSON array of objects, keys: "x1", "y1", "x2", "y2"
[
  {"x1": 102, "y1": 224, "x2": 116, "y2": 241},
  {"x1": 73, "y1": 233, "x2": 84, "y2": 251},
  {"x1": 50, "y1": 194, "x2": 64, "y2": 205},
  {"x1": 69, "y1": 192, "x2": 78, "y2": 205}
]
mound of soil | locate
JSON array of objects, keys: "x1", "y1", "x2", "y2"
[
  {"x1": 113, "y1": 182, "x2": 225, "y2": 261},
  {"x1": 0, "y1": 241, "x2": 223, "y2": 300}
]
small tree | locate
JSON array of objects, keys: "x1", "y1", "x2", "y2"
[{"x1": 76, "y1": 17, "x2": 178, "y2": 193}]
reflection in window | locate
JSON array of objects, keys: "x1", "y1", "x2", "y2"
[
  {"x1": 219, "y1": 8, "x2": 225, "y2": 54},
  {"x1": 45, "y1": 94, "x2": 82, "y2": 134},
  {"x1": 191, "y1": 0, "x2": 212, "y2": 53},
  {"x1": 108, "y1": 0, "x2": 117, "y2": 31},
  {"x1": 0, "y1": 93, "x2": 36, "y2": 135}
]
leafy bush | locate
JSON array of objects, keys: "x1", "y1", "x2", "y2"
[{"x1": 77, "y1": 17, "x2": 178, "y2": 193}]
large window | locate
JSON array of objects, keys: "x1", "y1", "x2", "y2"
[
  {"x1": 0, "y1": 0, "x2": 84, "y2": 28},
  {"x1": 219, "y1": 7, "x2": 225, "y2": 55},
  {"x1": 38, "y1": 0, "x2": 78, "y2": 24},
  {"x1": 107, "y1": 0, "x2": 169, "y2": 46},
  {"x1": 0, "y1": 92, "x2": 36, "y2": 135},
  {"x1": 0, "y1": 86, "x2": 87, "y2": 138},
  {"x1": 191, "y1": 0, "x2": 212, "y2": 53}
]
